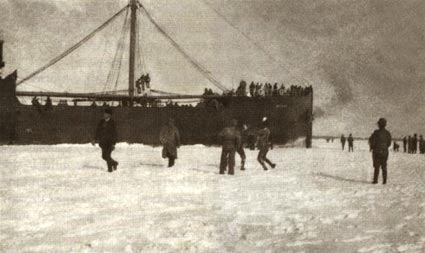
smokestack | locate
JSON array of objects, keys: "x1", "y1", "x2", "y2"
[{"x1": 0, "y1": 40, "x2": 4, "y2": 69}]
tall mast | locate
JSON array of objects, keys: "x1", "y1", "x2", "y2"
[{"x1": 128, "y1": 0, "x2": 137, "y2": 104}]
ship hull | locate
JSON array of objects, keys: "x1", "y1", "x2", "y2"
[{"x1": 1, "y1": 94, "x2": 313, "y2": 146}]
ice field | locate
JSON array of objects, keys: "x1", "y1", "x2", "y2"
[{"x1": 1, "y1": 140, "x2": 424, "y2": 253}]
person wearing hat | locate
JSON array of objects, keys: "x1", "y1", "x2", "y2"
[
  {"x1": 93, "y1": 107, "x2": 118, "y2": 172},
  {"x1": 218, "y1": 119, "x2": 241, "y2": 175},
  {"x1": 369, "y1": 118, "x2": 392, "y2": 184},
  {"x1": 256, "y1": 117, "x2": 276, "y2": 171},
  {"x1": 160, "y1": 118, "x2": 181, "y2": 167}
]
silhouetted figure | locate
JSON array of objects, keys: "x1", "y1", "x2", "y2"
[
  {"x1": 249, "y1": 82, "x2": 255, "y2": 97},
  {"x1": 236, "y1": 80, "x2": 247, "y2": 96},
  {"x1": 347, "y1": 134, "x2": 354, "y2": 152},
  {"x1": 93, "y1": 108, "x2": 118, "y2": 172},
  {"x1": 403, "y1": 136, "x2": 407, "y2": 153},
  {"x1": 237, "y1": 123, "x2": 247, "y2": 170},
  {"x1": 408, "y1": 135, "x2": 412, "y2": 153},
  {"x1": 145, "y1": 73, "x2": 151, "y2": 89},
  {"x1": 256, "y1": 117, "x2": 276, "y2": 170},
  {"x1": 412, "y1": 134, "x2": 418, "y2": 154},
  {"x1": 218, "y1": 119, "x2": 241, "y2": 175},
  {"x1": 369, "y1": 118, "x2": 392, "y2": 184},
  {"x1": 340, "y1": 134, "x2": 346, "y2": 150},
  {"x1": 160, "y1": 118, "x2": 181, "y2": 167},
  {"x1": 419, "y1": 135, "x2": 425, "y2": 154},
  {"x1": 45, "y1": 96, "x2": 52, "y2": 110},
  {"x1": 393, "y1": 141, "x2": 399, "y2": 152}
]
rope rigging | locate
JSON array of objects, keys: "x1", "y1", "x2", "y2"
[
  {"x1": 17, "y1": 5, "x2": 129, "y2": 87},
  {"x1": 137, "y1": 1, "x2": 228, "y2": 92},
  {"x1": 199, "y1": 0, "x2": 313, "y2": 87},
  {"x1": 103, "y1": 7, "x2": 130, "y2": 94}
]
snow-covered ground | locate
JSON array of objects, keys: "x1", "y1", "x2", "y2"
[{"x1": 1, "y1": 140, "x2": 424, "y2": 253}]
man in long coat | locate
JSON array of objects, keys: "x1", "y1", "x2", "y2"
[
  {"x1": 218, "y1": 119, "x2": 241, "y2": 175},
  {"x1": 160, "y1": 118, "x2": 181, "y2": 167},
  {"x1": 369, "y1": 118, "x2": 392, "y2": 184},
  {"x1": 94, "y1": 107, "x2": 118, "y2": 173}
]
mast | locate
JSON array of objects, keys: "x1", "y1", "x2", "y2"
[
  {"x1": 128, "y1": 0, "x2": 137, "y2": 104},
  {"x1": 0, "y1": 40, "x2": 4, "y2": 78}
]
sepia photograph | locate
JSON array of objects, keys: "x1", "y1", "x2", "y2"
[{"x1": 0, "y1": 0, "x2": 424, "y2": 252}]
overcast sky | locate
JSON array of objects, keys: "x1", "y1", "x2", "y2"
[{"x1": 1, "y1": 0, "x2": 424, "y2": 137}]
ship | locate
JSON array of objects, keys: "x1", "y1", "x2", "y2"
[{"x1": 0, "y1": 0, "x2": 313, "y2": 146}]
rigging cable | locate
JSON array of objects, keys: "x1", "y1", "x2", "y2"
[
  {"x1": 136, "y1": 10, "x2": 147, "y2": 74},
  {"x1": 104, "y1": 7, "x2": 130, "y2": 93},
  {"x1": 199, "y1": 0, "x2": 313, "y2": 86},
  {"x1": 17, "y1": 4, "x2": 130, "y2": 86},
  {"x1": 137, "y1": 1, "x2": 228, "y2": 92}
]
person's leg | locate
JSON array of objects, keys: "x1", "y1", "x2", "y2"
[
  {"x1": 237, "y1": 147, "x2": 246, "y2": 170},
  {"x1": 372, "y1": 153, "x2": 379, "y2": 183},
  {"x1": 257, "y1": 149, "x2": 268, "y2": 170},
  {"x1": 102, "y1": 146, "x2": 113, "y2": 172},
  {"x1": 228, "y1": 150, "x2": 236, "y2": 175},
  {"x1": 263, "y1": 149, "x2": 275, "y2": 168},
  {"x1": 219, "y1": 149, "x2": 228, "y2": 174}
]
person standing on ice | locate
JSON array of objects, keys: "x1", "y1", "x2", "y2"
[
  {"x1": 256, "y1": 117, "x2": 276, "y2": 171},
  {"x1": 218, "y1": 119, "x2": 241, "y2": 175},
  {"x1": 347, "y1": 134, "x2": 354, "y2": 152},
  {"x1": 369, "y1": 118, "x2": 392, "y2": 184},
  {"x1": 340, "y1": 134, "x2": 346, "y2": 150},
  {"x1": 236, "y1": 122, "x2": 247, "y2": 171},
  {"x1": 93, "y1": 107, "x2": 118, "y2": 173},
  {"x1": 159, "y1": 118, "x2": 181, "y2": 168}
]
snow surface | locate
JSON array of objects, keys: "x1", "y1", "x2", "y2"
[{"x1": 1, "y1": 140, "x2": 424, "y2": 253}]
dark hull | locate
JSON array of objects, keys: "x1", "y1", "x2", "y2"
[{"x1": 1, "y1": 94, "x2": 313, "y2": 146}]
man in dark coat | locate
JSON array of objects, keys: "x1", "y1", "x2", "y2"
[
  {"x1": 160, "y1": 118, "x2": 181, "y2": 167},
  {"x1": 412, "y1": 134, "x2": 418, "y2": 153},
  {"x1": 256, "y1": 117, "x2": 276, "y2": 171},
  {"x1": 408, "y1": 135, "x2": 412, "y2": 153},
  {"x1": 402, "y1": 136, "x2": 407, "y2": 152},
  {"x1": 93, "y1": 108, "x2": 118, "y2": 172},
  {"x1": 340, "y1": 134, "x2": 346, "y2": 150},
  {"x1": 369, "y1": 118, "x2": 392, "y2": 184},
  {"x1": 218, "y1": 119, "x2": 241, "y2": 175},
  {"x1": 347, "y1": 134, "x2": 354, "y2": 152}
]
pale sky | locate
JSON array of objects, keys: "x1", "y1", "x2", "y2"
[{"x1": 1, "y1": 0, "x2": 424, "y2": 137}]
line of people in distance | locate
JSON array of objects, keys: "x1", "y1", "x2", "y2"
[
  {"x1": 401, "y1": 135, "x2": 425, "y2": 154},
  {"x1": 202, "y1": 80, "x2": 313, "y2": 97},
  {"x1": 93, "y1": 107, "x2": 275, "y2": 174}
]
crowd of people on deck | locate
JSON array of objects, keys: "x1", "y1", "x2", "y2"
[{"x1": 203, "y1": 80, "x2": 313, "y2": 97}]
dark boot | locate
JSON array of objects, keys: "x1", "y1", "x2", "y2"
[
  {"x1": 112, "y1": 160, "x2": 118, "y2": 171},
  {"x1": 107, "y1": 162, "x2": 113, "y2": 173},
  {"x1": 168, "y1": 158, "x2": 175, "y2": 167},
  {"x1": 240, "y1": 159, "x2": 245, "y2": 171}
]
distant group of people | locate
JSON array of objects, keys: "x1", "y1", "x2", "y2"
[
  {"x1": 136, "y1": 73, "x2": 151, "y2": 94},
  {"x1": 32, "y1": 96, "x2": 52, "y2": 111},
  {"x1": 92, "y1": 108, "x2": 275, "y2": 174},
  {"x1": 340, "y1": 134, "x2": 354, "y2": 152},
  {"x1": 202, "y1": 80, "x2": 312, "y2": 98},
  {"x1": 402, "y1": 134, "x2": 425, "y2": 154}
]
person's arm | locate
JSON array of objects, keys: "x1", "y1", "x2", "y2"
[{"x1": 175, "y1": 127, "x2": 181, "y2": 148}]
